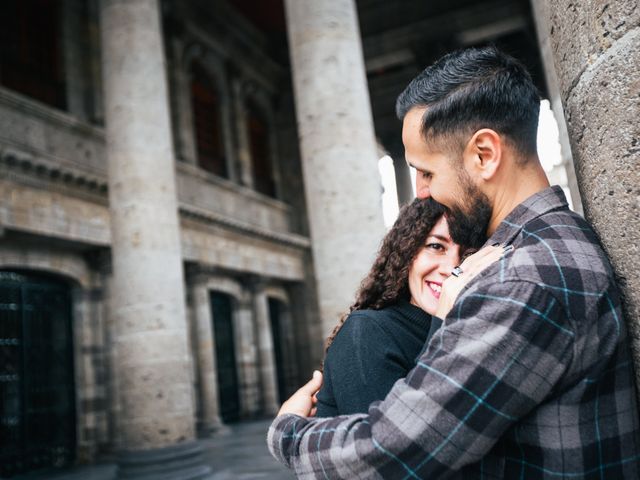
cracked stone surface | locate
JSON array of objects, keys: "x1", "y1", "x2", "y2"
[{"x1": 545, "y1": 0, "x2": 640, "y2": 393}]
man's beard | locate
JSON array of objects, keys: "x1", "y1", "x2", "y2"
[{"x1": 445, "y1": 173, "x2": 493, "y2": 250}]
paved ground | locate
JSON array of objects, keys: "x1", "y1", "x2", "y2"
[
  {"x1": 13, "y1": 419, "x2": 294, "y2": 480},
  {"x1": 204, "y1": 420, "x2": 294, "y2": 479}
]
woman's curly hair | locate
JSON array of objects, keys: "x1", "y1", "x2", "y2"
[{"x1": 324, "y1": 197, "x2": 449, "y2": 353}]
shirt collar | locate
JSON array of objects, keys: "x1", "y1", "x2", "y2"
[{"x1": 485, "y1": 185, "x2": 569, "y2": 247}]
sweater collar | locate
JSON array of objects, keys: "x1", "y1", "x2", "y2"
[{"x1": 391, "y1": 300, "x2": 432, "y2": 331}]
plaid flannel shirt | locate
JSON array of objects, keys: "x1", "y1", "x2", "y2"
[{"x1": 268, "y1": 186, "x2": 640, "y2": 479}]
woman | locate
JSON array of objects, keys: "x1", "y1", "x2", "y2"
[{"x1": 316, "y1": 198, "x2": 466, "y2": 417}]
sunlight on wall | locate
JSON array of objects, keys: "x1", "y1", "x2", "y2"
[
  {"x1": 537, "y1": 99, "x2": 562, "y2": 171},
  {"x1": 537, "y1": 99, "x2": 573, "y2": 209},
  {"x1": 378, "y1": 155, "x2": 400, "y2": 229}
]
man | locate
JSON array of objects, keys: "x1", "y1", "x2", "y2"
[{"x1": 268, "y1": 47, "x2": 640, "y2": 478}]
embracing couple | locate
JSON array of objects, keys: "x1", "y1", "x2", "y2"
[{"x1": 268, "y1": 47, "x2": 640, "y2": 478}]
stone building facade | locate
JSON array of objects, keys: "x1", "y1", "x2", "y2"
[
  {"x1": 2, "y1": 0, "x2": 629, "y2": 478},
  {"x1": 0, "y1": 0, "x2": 323, "y2": 475}
]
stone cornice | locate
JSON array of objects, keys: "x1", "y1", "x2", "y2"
[
  {"x1": 0, "y1": 148, "x2": 309, "y2": 250},
  {"x1": 179, "y1": 204, "x2": 311, "y2": 250},
  {"x1": 175, "y1": 162, "x2": 291, "y2": 213},
  {"x1": 0, "y1": 87, "x2": 104, "y2": 140},
  {"x1": 0, "y1": 146, "x2": 108, "y2": 195}
]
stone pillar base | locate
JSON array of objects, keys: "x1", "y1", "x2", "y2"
[
  {"x1": 116, "y1": 442, "x2": 213, "y2": 480},
  {"x1": 199, "y1": 419, "x2": 230, "y2": 437}
]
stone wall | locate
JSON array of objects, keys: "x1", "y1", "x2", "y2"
[
  {"x1": 0, "y1": 0, "x2": 321, "y2": 464},
  {"x1": 540, "y1": 0, "x2": 640, "y2": 389}
]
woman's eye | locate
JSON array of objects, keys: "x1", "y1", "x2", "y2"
[{"x1": 426, "y1": 243, "x2": 444, "y2": 251}]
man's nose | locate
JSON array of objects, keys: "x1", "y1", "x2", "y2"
[{"x1": 415, "y1": 179, "x2": 430, "y2": 199}]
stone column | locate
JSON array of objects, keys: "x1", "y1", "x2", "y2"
[
  {"x1": 265, "y1": 99, "x2": 284, "y2": 200},
  {"x1": 71, "y1": 286, "x2": 99, "y2": 462},
  {"x1": 99, "y1": 0, "x2": 211, "y2": 477},
  {"x1": 235, "y1": 295, "x2": 261, "y2": 416},
  {"x1": 231, "y1": 79, "x2": 254, "y2": 188},
  {"x1": 284, "y1": 0, "x2": 385, "y2": 336},
  {"x1": 62, "y1": 0, "x2": 91, "y2": 121},
  {"x1": 538, "y1": 1, "x2": 640, "y2": 391},
  {"x1": 216, "y1": 64, "x2": 240, "y2": 184},
  {"x1": 253, "y1": 286, "x2": 280, "y2": 414},
  {"x1": 191, "y1": 281, "x2": 224, "y2": 433},
  {"x1": 169, "y1": 40, "x2": 199, "y2": 166}
]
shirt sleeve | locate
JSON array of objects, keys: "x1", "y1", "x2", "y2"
[
  {"x1": 315, "y1": 313, "x2": 410, "y2": 417},
  {"x1": 267, "y1": 280, "x2": 575, "y2": 478}
]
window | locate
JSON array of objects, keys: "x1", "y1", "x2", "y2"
[
  {"x1": 247, "y1": 101, "x2": 276, "y2": 197},
  {"x1": 190, "y1": 62, "x2": 228, "y2": 177},
  {"x1": 0, "y1": 0, "x2": 66, "y2": 109}
]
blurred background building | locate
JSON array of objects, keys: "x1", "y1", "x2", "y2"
[{"x1": 0, "y1": 0, "x2": 583, "y2": 477}]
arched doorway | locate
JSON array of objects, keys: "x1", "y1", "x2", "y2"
[
  {"x1": 210, "y1": 291, "x2": 240, "y2": 423},
  {"x1": 0, "y1": 270, "x2": 76, "y2": 477}
]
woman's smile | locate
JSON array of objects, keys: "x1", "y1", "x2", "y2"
[
  {"x1": 425, "y1": 280, "x2": 442, "y2": 300},
  {"x1": 408, "y1": 216, "x2": 461, "y2": 315}
]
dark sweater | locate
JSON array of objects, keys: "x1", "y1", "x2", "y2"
[{"x1": 316, "y1": 301, "x2": 442, "y2": 417}]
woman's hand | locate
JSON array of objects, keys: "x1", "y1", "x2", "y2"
[
  {"x1": 435, "y1": 244, "x2": 512, "y2": 319},
  {"x1": 277, "y1": 370, "x2": 323, "y2": 417}
]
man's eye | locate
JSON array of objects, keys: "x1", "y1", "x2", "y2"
[{"x1": 421, "y1": 171, "x2": 432, "y2": 179}]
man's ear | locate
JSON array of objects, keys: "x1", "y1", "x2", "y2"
[{"x1": 464, "y1": 129, "x2": 501, "y2": 180}]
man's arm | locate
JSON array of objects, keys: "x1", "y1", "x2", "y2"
[{"x1": 268, "y1": 279, "x2": 575, "y2": 478}]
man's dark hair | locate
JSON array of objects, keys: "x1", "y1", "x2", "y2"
[{"x1": 396, "y1": 46, "x2": 540, "y2": 157}]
